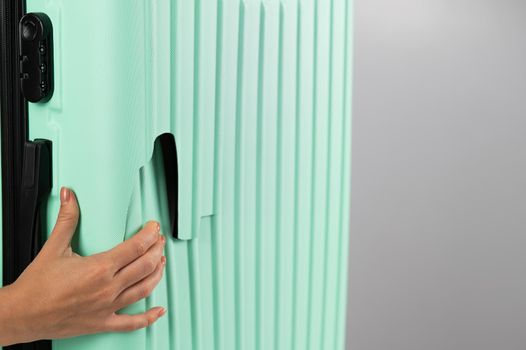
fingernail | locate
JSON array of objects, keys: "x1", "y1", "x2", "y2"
[
  {"x1": 160, "y1": 235, "x2": 166, "y2": 245},
  {"x1": 155, "y1": 222, "x2": 160, "y2": 233},
  {"x1": 158, "y1": 308, "x2": 167, "y2": 317},
  {"x1": 161, "y1": 256, "x2": 166, "y2": 265},
  {"x1": 60, "y1": 187, "x2": 71, "y2": 204}
]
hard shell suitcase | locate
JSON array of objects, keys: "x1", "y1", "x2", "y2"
[{"x1": 1, "y1": 0, "x2": 352, "y2": 349}]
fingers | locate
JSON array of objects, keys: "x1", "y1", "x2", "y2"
[
  {"x1": 114, "y1": 258, "x2": 166, "y2": 310},
  {"x1": 114, "y1": 235, "x2": 165, "y2": 290},
  {"x1": 44, "y1": 187, "x2": 80, "y2": 256},
  {"x1": 105, "y1": 307, "x2": 166, "y2": 332},
  {"x1": 105, "y1": 221, "x2": 161, "y2": 270}
]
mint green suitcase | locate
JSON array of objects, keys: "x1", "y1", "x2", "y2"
[{"x1": 1, "y1": 0, "x2": 352, "y2": 349}]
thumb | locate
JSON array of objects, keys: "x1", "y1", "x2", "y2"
[{"x1": 44, "y1": 187, "x2": 80, "y2": 255}]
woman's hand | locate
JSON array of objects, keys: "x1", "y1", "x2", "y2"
[{"x1": 0, "y1": 187, "x2": 167, "y2": 346}]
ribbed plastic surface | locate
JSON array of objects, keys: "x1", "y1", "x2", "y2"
[{"x1": 25, "y1": 0, "x2": 352, "y2": 349}]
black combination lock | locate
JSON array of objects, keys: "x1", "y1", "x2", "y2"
[{"x1": 19, "y1": 13, "x2": 53, "y2": 103}]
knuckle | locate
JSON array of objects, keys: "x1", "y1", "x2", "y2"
[
  {"x1": 57, "y1": 212, "x2": 74, "y2": 225},
  {"x1": 98, "y1": 286, "x2": 116, "y2": 302},
  {"x1": 134, "y1": 240, "x2": 148, "y2": 256},
  {"x1": 137, "y1": 285, "x2": 152, "y2": 300},
  {"x1": 102, "y1": 323, "x2": 112, "y2": 333},
  {"x1": 129, "y1": 319, "x2": 148, "y2": 331},
  {"x1": 91, "y1": 259, "x2": 113, "y2": 281},
  {"x1": 142, "y1": 259, "x2": 157, "y2": 274},
  {"x1": 152, "y1": 268, "x2": 163, "y2": 284},
  {"x1": 140, "y1": 318, "x2": 150, "y2": 329},
  {"x1": 98, "y1": 260, "x2": 112, "y2": 275},
  {"x1": 102, "y1": 319, "x2": 115, "y2": 332},
  {"x1": 122, "y1": 322, "x2": 138, "y2": 332},
  {"x1": 98, "y1": 253, "x2": 117, "y2": 271},
  {"x1": 57, "y1": 207, "x2": 78, "y2": 221},
  {"x1": 156, "y1": 268, "x2": 164, "y2": 282}
]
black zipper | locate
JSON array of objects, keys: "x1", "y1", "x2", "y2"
[
  {"x1": 1, "y1": 0, "x2": 51, "y2": 349},
  {"x1": 1, "y1": 0, "x2": 28, "y2": 286}
]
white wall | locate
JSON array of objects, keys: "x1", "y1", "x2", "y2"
[{"x1": 348, "y1": 1, "x2": 526, "y2": 349}]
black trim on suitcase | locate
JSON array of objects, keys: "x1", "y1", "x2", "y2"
[{"x1": 1, "y1": 1, "x2": 52, "y2": 349}]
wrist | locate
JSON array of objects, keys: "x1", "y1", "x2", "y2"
[{"x1": 0, "y1": 283, "x2": 32, "y2": 346}]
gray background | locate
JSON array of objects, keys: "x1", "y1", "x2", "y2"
[{"x1": 347, "y1": 0, "x2": 526, "y2": 349}]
